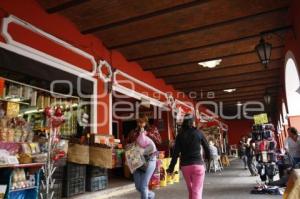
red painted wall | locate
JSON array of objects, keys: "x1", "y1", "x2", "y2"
[
  {"x1": 275, "y1": 0, "x2": 300, "y2": 145},
  {"x1": 0, "y1": 0, "x2": 206, "y2": 135},
  {"x1": 226, "y1": 119, "x2": 253, "y2": 145}
]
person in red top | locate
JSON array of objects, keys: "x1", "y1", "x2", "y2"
[
  {"x1": 126, "y1": 115, "x2": 161, "y2": 199},
  {"x1": 126, "y1": 119, "x2": 162, "y2": 145}
]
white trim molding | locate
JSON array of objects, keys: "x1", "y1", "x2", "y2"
[
  {"x1": 112, "y1": 84, "x2": 166, "y2": 108},
  {"x1": 114, "y1": 69, "x2": 168, "y2": 98},
  {"x1": 1, "y1": 15, "x2": 97, "y2": 76},
  {"x1": 98, "y1": 60, "x2": 113, "y2": 82},
  {"x1": 174, "y1": 99, "x2": 195, "y2": 113}
]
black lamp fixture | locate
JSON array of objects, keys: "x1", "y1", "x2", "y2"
[
  {"x1": 255, "y1": 37, "x2": 272, "y2": 67},
  {"x1": 264, "y1": 94, "x2": 271, "y2": 106}
]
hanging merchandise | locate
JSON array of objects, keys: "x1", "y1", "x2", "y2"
[
  {"x1": 40, "y1": 106, "x2": 65, "y2": 199},
  {"x1": 251, "y1": 123, "x2": 278, "y2": 184}
]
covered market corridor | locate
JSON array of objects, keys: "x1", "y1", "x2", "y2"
[{"x1": 1, "y1": 0, "x2": 300, "y2": 199}]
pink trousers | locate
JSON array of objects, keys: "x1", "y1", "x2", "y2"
[{"x1": 181, "y1": 164, "x2": 206, "y2": 199}]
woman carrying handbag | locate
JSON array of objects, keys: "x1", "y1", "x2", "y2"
[{"x1": 126, "y1": 115, "x2": 161, "y2": 199}]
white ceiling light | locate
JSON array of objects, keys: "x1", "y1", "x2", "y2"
[
  {"x1": 198, "y1": 59, "x2": 222, "y2": 68},
  {"x1": 223, "y1": 88, "x2": 236, "y2": 93},
  {"x1": 236, "y1": 102, "x2": 243, "y2": 106}
]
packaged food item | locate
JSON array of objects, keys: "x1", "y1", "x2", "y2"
[
  {"x1": 0, "y1": 128, "x2": 8, "y2": 141},
  {"x1": 18, "y1": 153, "x2": 32, "y2": 164},
  {"x1": 29, "y1": 143, "x2": 40, "y2": 154},
  {"x1": 7, "y1": 128, "x2": 14, "y2": 142},
  {"x1": 14, "y1": 129, "x2": 22, "y2": 142},
  {"x1": 32, "y1": 153, "x2": 47, "y2": 163},
  {"x1": 20, "y1": 129, "x2": 28, "y2": 142},
  {"x1": 21, "y1": 143, "x2": 32, "y2": 154},
  {"x1": 0, "y1": 117, "x2": 8, "y2": 128}
]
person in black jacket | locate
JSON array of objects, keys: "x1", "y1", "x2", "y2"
[{"x1": 167, "y1": 114, "x2": 211, "y2": 199}]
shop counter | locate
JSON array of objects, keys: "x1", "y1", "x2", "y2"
[{"x1": 284, "y1": 169, "x2": 300, "y2": 199}]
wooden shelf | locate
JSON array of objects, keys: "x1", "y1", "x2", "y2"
[{"x1": 0, "y1": 163, "x2": 44, "y2": 169}]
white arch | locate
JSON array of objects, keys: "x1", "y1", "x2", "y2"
[
  {"x1": 282, "y1": 102, "x2": 288, "y2": 125},
  {"x1": 285, "y1": 51, "x2": 300, "y2": 116},
  {"x1": 277, "y1": 120, "x2": 281, "y2": 133},
  {"x1": 280, "y1": 113, "x2": 284, "y2": 130}
]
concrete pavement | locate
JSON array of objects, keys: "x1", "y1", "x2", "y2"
[{"x1": 109, "y1": 160, "x2": 282, "y2": 199}]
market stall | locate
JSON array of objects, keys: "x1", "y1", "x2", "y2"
[
  {"x1": 0, "y1": 5, "x2": 206, "y2": 198},
  {"x1": 0, "y1": 77, "x2": 85, "y2": 199}
]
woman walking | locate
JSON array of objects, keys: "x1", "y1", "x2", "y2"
[
  {"x1": 167, "y1": 114, "x2": 211, "y2": 199},
  {"x1": 126, "y1": 115, "x2": 161, "y2": 199}
]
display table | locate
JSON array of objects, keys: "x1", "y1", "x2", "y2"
[{"x1": 284, "y1": 169, "x2": 300, "y2": 199}]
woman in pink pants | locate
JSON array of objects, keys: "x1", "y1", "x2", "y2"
[{"x1": 167, "y1": 114, "x2": 211, "y2": 199}]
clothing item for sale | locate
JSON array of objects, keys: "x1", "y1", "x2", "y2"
[
  {"x1": 267, "y1": 152, "x2": 276, "y2": 163},
  {"x1": 284, "y1": 135, "x2": 300, "y2": 159},
  {"x1": 251, "y1": 186, "x2": 282, "y2": 195},
  {"x1": 265, "y1": 164, "x2": 276, "y2": 177},
  {"x1": 262, "y1": 151, "x2": 268, "y2": 163},
  {"x1": 269, "y1": 141, "x2": 276, "y2": 150},
  {"x1": 252, "y1": 124, "x2": 274, "y2": 131},
  {"x1": 252, "y1": 132, "x2": 263, "y2": 141},
  {"x1": 168, "y1": 128, "x2": 210, "y2": 173},
  {"x1": 262, "y1": 130, "x2": 272, "y2": 139}
]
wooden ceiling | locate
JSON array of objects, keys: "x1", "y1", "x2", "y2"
[{"x1": 38, "y1": 0, "x2": 291, "y2": 118}]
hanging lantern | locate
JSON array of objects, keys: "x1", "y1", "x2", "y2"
[
  {"x1": 264, "y1": 94, "x2": 271, "y2": 105},
  {"x1": 255, "y1": 38, "x2": 272, "y2": 67}
]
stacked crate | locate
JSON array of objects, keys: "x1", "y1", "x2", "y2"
[
  {"x1": 86, "y1": 165, "x2": 108, "y2": 192},
  {"x1": 63, "y1": 163, "x2": 86, "y2": 197},
  {"x1": 40, "y1": 166, "x2": 64, "y2": 199}
]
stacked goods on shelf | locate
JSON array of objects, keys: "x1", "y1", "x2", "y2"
[
  {"x1": 112, "y1": 148, "x2": 124, "y2": 168},
  {"x1": 86, "y1": 166, "x2": 108, "y2": 192},
  {"x1": 63, "y1": 162, "x2": 86, "y2": 197},
  {"x1": 252, "y1": 124, "x2": 277, "y2": 183}
]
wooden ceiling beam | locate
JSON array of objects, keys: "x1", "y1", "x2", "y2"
[
  {"x1": 39, "y1": 0, "x2": 87, "y2": 13},
  {"x1": 93, "y1": 0, "x2": 288, "y2": 49},
  {"x1": 116, "y1": 9, "x2": 288, "y2": 60},
  {"x1": 152, "y1": 47, "x2": 283, "y2": 77},
  {"x1": 51, "y1": 0, "x2": 197, "y2": 32},
  {"x1": 214, "y1": 94, "x2": 277, "y2": 104},
  {"x1": 139, "y1": 34, "x2": 284, "y2": 70},
  {"x1": 191, "y1": 84, "x2": 281, "y2": 96},
  {"x1": 182, "y1": 77, "x2": 279, "y2": 91},
  {"x1": 210, "y1": 87, "x2": 279, "y2": 99},
  {"x1": 171, "y1": 68, "x2": 280, "y2": 87},
  {"x1": 199, "y1": 90, "x2": 278, "y2": 101},
  {"x1": 81, "y1": 0, "x2": 201, "y2": 34},
  {"x1": 37, "y1": 0, "x2": 74, "y2": 10},
  {"x1": 169, "y1": 60, "x2": 282, "y2": 86}
]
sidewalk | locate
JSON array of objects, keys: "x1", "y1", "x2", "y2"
[{"x1": 107, "y1": 160, "x2": 282, "y2": 199}]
